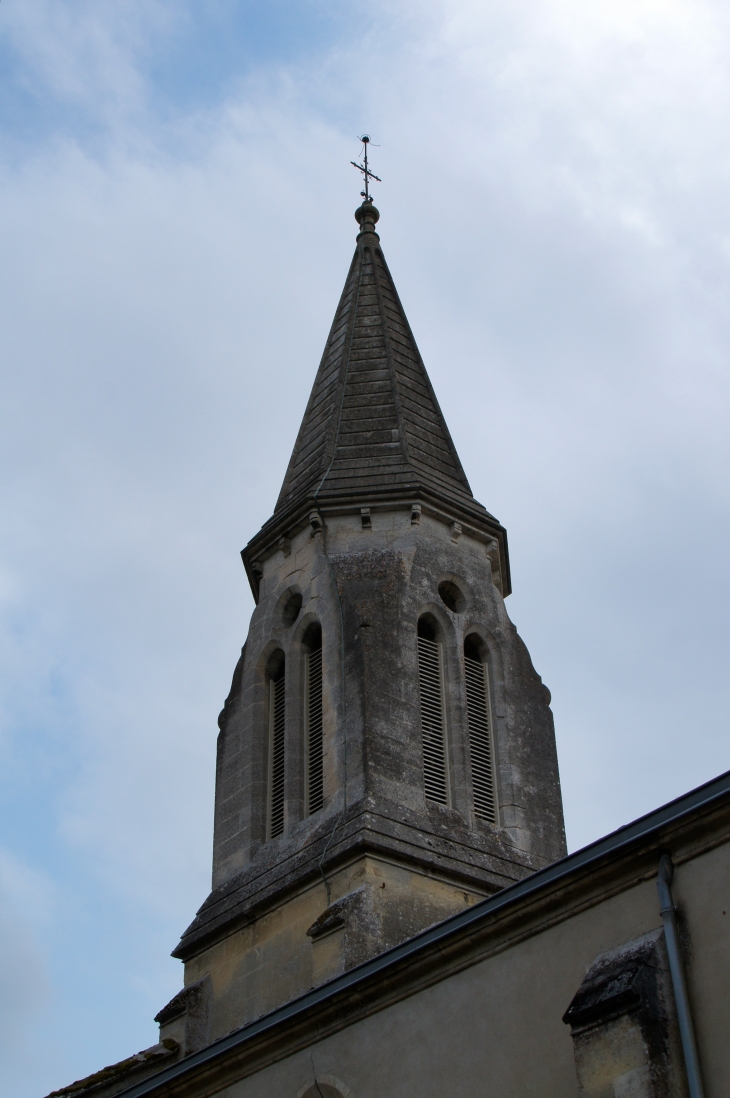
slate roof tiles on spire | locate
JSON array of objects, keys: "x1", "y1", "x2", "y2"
[{"x1": 275, "y1": 200, "x2": 491, "y2": 521}]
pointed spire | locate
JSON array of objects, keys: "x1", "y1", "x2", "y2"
[{"x1": 275, "y1": 202, "x2": 494, "y2": 525}]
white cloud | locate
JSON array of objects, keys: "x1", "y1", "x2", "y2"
[
  {"x1": 0, "y1": 848, "x2": 56, "y2": 927},
  {"x1": 2, "y1": 0, "x2": 177, "y2": 118},
  {"x1": 1, "y1": 0, "x2": 730, "y2": 1090},
  {"x1": 0, "y1": 851, "x2": 51, "y2": 1053}
]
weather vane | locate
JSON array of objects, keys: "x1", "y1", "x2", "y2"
[{"x1": 351, "y1": 135, "x2": 381, "y2": 202}]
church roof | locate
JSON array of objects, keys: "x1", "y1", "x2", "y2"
[{"x1": 274, "y1": 201, "x2": 493, "y2": 523}]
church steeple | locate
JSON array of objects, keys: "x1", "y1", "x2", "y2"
[
  {"x1": 160, "y1": 198, "x2": 565, "y2": 1058},
  {"x1": 277, "y1": 200, "x2": 486, "y2": 523},
  {"x1": 246, "y1": 200, "x2": 510, "y2": 599}
]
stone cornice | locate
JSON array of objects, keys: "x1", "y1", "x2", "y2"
[
  {"x1": 242, "y1": 489, "x2": 511, "y2": 603},
  {"x1": 172, "y1": 799, "x2": 536, "y2": 962}
]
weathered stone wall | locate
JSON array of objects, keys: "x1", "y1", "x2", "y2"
[
  {"x1": 164, "y1": 500, "x2": 566, "y2": 1039},
  {"x1": 180, "y1": 855, "x2": 483, "y2": 1041},
  {"x1": 211, "y1": 503, "x2": 564, "y2": 896},
  {"x1": 325, "y1": 506, "x2": 564, "y2": 863}
]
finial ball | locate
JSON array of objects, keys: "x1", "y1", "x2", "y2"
[{"x1": 355, "y1": 199, "x2": 380, "y2": 227}]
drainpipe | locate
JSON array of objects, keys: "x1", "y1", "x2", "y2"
[{"x1": 656, "y1": 853, "x2": 705, "y2": 1098}]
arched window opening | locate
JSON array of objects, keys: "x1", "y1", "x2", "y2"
[
  {"x1": 303, "y1": 624, "x2": 324, "y2": 815},
  {"x1": 464, "y1": 634, "x2": 496, "y2": 824},
  {"x1": 267, "y1": 650, "x2": 286, "y2": 839},
  {"x1": 417, "y1": 616, "x2": 449, "y2": 806}
]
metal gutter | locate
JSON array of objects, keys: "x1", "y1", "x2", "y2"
[
  {"x1": 657, "y1": 853, "x2": 706, "y2": 1097},
  {"x1": 116, "y1": 768, "x2": 730, "y2": 1098}
]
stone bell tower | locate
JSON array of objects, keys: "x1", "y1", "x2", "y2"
[{"x1": 157, "y1": 199, "x2": 566, "y2": 1054}]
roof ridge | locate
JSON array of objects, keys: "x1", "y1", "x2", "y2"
[
  {"x1": 368, "y1": 231, "x2": 413, "y2": 473},
  {"x1": 311, "y1": 230, "x2": 368, "y2": 502}
]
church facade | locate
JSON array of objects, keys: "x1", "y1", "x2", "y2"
[{"x1": 48, "y1": 200, "x2": 730, "y2": 1098}]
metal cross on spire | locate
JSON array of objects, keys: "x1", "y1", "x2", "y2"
[{"x1": 351, "y1": 135, "x2": 381, "y2": 201}]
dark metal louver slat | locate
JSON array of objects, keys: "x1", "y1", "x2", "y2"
[
  {"x1": 465, "y1": 655, "x2": 495, "y2": 823},
  {"x1": 306, "y1": 648, "x2": 324, "y2": 815},
  {"x1": 418, "y1": 637, "x2": 449, "y2": 805},
  {"x1": 269, "y1": 675, "x2": 286, "y2": 838}
]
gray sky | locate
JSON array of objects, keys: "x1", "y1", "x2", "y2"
[{"x1": 1, "y1": 1, "x2": 729, "y2": 1094}]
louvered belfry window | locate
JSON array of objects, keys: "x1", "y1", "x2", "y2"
[
  {"x1": 267, "y1": 656, "x2": 286, "y2": 839},
  {"x1": 464, "y1": 636, "x2": 496, "y2": 823},
  {"x1": 304, "y1": 629, "x2": 324, "y2": 815},
  {"x1": 418, "y1": 619, "x2": 449, "y2": 805}
]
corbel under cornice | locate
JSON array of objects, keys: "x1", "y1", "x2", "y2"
[{"x1": 241, "y1": 491, "x2": 511, "y2": 604}]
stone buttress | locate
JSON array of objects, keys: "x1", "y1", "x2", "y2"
[{"x1": 157, "y1": 200, "x2": 567, "y2": 1054}]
